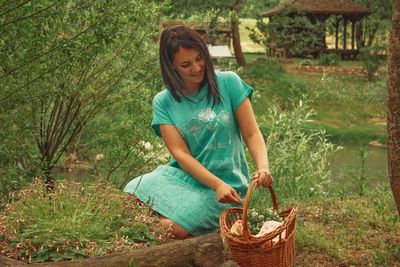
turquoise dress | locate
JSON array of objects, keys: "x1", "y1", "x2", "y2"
[{"x1": 124, "y1": 71, "x2": 253, "y2": 236}]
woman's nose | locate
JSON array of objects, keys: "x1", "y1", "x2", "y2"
[{"x1": 192, "y1": 62, "x2": 201, "y2": 72}]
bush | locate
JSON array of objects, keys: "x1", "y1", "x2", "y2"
[
  {"x1": 260, "y1": 99, "x2": 339, "y2": 200},
  {"x1": 0, "y1": 0, "x2": 163, "y2": 190},
  {"x1": 248, "y1": 8, "x2": 324, "y2": 58},
  {"x1": 319, "y1": 53, "x2": 341, "y2": 66},
  {"x1": 79, "y1": 77, "x2": 166, "y2": 189},
  {"x1": 0, "y1": 178, "x2": 170, "y2": 263},
  {"x1": 360, "y1": 45, "x2": 386, "y2": 82}
]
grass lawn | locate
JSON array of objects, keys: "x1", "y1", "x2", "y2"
[
  {"x1": 236, "y1": 55, "x2": 387, "y2": 145},
  {"x1": 239, "y1": 18, "x2": 265, "y2": 53},
  {"x1": 293, "y1": 192, "x2": 400, "y2": 266}
]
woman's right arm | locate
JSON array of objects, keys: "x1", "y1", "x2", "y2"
[{"x1": 159, "y1": 124, "x2": 242, "y2": 205}]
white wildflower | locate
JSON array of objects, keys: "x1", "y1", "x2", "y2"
[
  {"x1": 144, "y1": 142, "x2": 152, "y2": 150},
  {"x1": 95, "y1": 154, "x2": 104, "y2": 161}
]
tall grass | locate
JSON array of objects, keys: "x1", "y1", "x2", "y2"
[
  {"x1": 0, "y1": 178, "x2": 170, "y2": 263},
  {"x1": 247, "y1": 99, "x2": 338, "y2": 209}
]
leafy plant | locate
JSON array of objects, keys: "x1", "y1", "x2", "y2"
[
  {"x1": 0, "y1": 0, "x2": 162, "y2": 190},
  {"x1": 248, "y1": 8, "x2": 324, "y2": 58},
  {"x1": 351, "y1": 147, "x2": 369, "y2": 196},
  {"x1": 260, "y1": 99, "x2": 339, "y2": 199},
  {"x1": 247, "y1": 207, "x2": 282, "y2": 234},
  {"x1": 360, "y1": 44, "x2": 386, "y2": 81},
  {"x1": 319, "y1": 53, "x2": 341, "y2": 66}
]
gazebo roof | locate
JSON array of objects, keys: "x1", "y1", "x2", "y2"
[{"x1": 262, "y1": 0, "x2": 371, "y2": 17}]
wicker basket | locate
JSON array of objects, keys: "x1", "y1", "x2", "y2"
[{"x1": 220, "y1": 179, "x2": 299, "y2": 267}]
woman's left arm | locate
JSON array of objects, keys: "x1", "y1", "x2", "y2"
[{"x1": 236, "y1": 97, "x2": 273, "y2": 188}]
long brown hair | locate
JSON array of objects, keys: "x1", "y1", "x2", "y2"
[{"x1": 159, "y1": 25, "x2": 220, "y2": 105}]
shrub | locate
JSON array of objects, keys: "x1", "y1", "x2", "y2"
[
  {"x1": 248, "y1": 8, "x2": 324, "y2": 58},
  {"x1": 360, "y1": 45, "x2": 386, "y2": 82},
  {"x1": 319, "y1": 53, "x2": 341, "y2": 66},
  {"x1": 260, "y1": 99, "x2": 339, "y2": 200},
  {"x1": 0, "y1": 0, "x2": 162, "y2": 190}
]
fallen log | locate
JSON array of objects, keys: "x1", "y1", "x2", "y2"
[{"x1": 0, "y1": 233, "x2": 226, "y2": 267}]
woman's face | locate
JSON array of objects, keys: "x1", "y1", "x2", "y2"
[{"x1": 173, "y1": 47, "x2": 205, "y2": 92}]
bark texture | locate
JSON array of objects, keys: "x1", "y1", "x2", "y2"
[
  {"x1": 0, "y1": 233, "x2": 226, "y2": 267},
  {"x1": 230, "y1": 0, "x2": 246, "y2": 66},
  {"x1": 387, "y1": 0, "x2": 400, "y2": 215}
]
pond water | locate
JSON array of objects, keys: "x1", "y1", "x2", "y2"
[
  {"x1": 58, "y1": 144, "x2": 390, "y2": 191},
  {"x1": 329, "y1": 144, "x2": 389, "y2": 189}
]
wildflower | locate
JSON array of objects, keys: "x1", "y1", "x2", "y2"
[
  {"x1": 144, "y1": 142, "x2": 152, "y2": 150},
  {"x1": 95, "y1": 154, "x2": 104, "y2": 161}
]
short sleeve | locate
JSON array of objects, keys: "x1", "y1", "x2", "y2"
[
  {"x1": 224, "y1": 71, "x2": 253, "y2": 112},
  {"x1": 151, "y1": 93, "x2": 173, "y2": 137}
]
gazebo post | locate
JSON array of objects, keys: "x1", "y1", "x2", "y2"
[
  {"x1": 322, "y1": 18, "x2": 327, "y2": 49},
  {"x1": 351, "y1": 19, "x2": 355, "y2": 50},
  {"x1": 335, "y1": 17, "x2": 339, "y2": 49},
  {"x1": 343, "y1": 16, "x2": 347, "y2": 50}
]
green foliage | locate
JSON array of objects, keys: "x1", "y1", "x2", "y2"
[
  {"x1": 318, "y1": 53, "x2": 341, "y2": 66},
  {"x1": 247, "y1": 207, "x2": 281, "y2": 234},
  {"x1": 355, "y1": 0, "x2": 393, "y2": 47},
  {"x1": 158, "y1": 0, "x2": 264, "y2": 20},
  {"x1": 349, "y1": 147, "x2": 369, "y2": 196},
  {"x1": 360, "y1": 44, "x2": 386, "y2": 81},
  {"x1": 261, "y1": 100, "x2": 339, "y2": 199},
  {"x1": 0, "y1": 0, "x2": 162, "y2": 192},
  {"x1": 80, "y1": 89, "x2": 166, "y2": 188},
  {"x1": 249, "y1": 10, "x2": 324, "y2": 58},
  {"x1": 0, "y1": 178, "x2": 170, "y2": 263}
]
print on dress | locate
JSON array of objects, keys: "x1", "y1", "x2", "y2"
[{"x1": 183, "y1": 108, "x2": 232, "y2": 148}]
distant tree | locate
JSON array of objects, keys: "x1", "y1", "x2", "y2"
[
  {"x1": 230, "y1": 0, "x2": 246, "y2": 65},
  {"x1": 158, "y1": 0, "x2": 256, "y2": 66},
  {"x1": 0, "y1": 0, "x2": 161, "y2": 191},
  {"x1": 387, "y1": 0, "x2": 400, "y2": 215},
  {"x1": 356, "y1": 0, "x2": 394, "y2": 48}
]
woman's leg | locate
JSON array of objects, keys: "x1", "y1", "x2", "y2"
[
  {"x1": 159, "y1": 217, "x2": 192, "y2": 240},
  {"x1": 129, "y1": 194, "x2": 191, "y2": 239}
]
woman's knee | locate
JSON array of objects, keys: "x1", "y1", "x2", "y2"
[{"x1": 159, "y1": 218, "x2": 191, "y2": 240}]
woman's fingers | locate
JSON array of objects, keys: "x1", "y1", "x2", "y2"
[
  {"x1": 217, "y1": 188, "x2": 242, "y2": 205},
  {"x1": 231, "y1": 190, "x2": 243, "y2": 205},
  {"x1": 253, "y1": 170, "x2": 274, "y2": 188}
]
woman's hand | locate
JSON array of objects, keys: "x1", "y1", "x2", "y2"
[
  {"x1": 215, "y1": 182, "x2": 242, "y2": 205},
  {"x1": 253, "y1": 169, "x2": 274, "y2": 188}
]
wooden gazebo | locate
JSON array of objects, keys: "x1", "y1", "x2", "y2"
[{"x1": 262, "y1": 0, "x2": 371, "y2": 59}]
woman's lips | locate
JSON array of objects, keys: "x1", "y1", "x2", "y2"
[{"x1": 192, "y1": 71, "x2": 204, "y2": 78}]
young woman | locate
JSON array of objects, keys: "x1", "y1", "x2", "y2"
[{"x1": 124, "y1": 25, "x2": 273, "y2": 239}]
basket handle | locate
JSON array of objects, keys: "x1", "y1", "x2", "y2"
[{"x1": 241, "y1": 178, "x2": 279, "y2": 238}]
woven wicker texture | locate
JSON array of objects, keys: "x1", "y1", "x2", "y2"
[{"x1": 220, "y1": 180, "x2": 299, "y2": 267}]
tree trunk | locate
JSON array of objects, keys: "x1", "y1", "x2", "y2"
[
  {"x1": 208, "y1": 8, "x2": 222, "y2": 45},
  {"x1": 230, "y1": 1, "x2": 246, "y2": 66},
  {"x1": 0, "y1": 233, "x2": 226, "y2": 267},
  {"x1": 356, "y1": 20, "x2": 365, "y2": 49},
  {"x1": 387, "y1": 0, "x2": 400, "y2": 216}
]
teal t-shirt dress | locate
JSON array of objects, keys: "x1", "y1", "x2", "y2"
[{"x1": 124, "y1": 71, "x2": 253, "y2": 236}]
